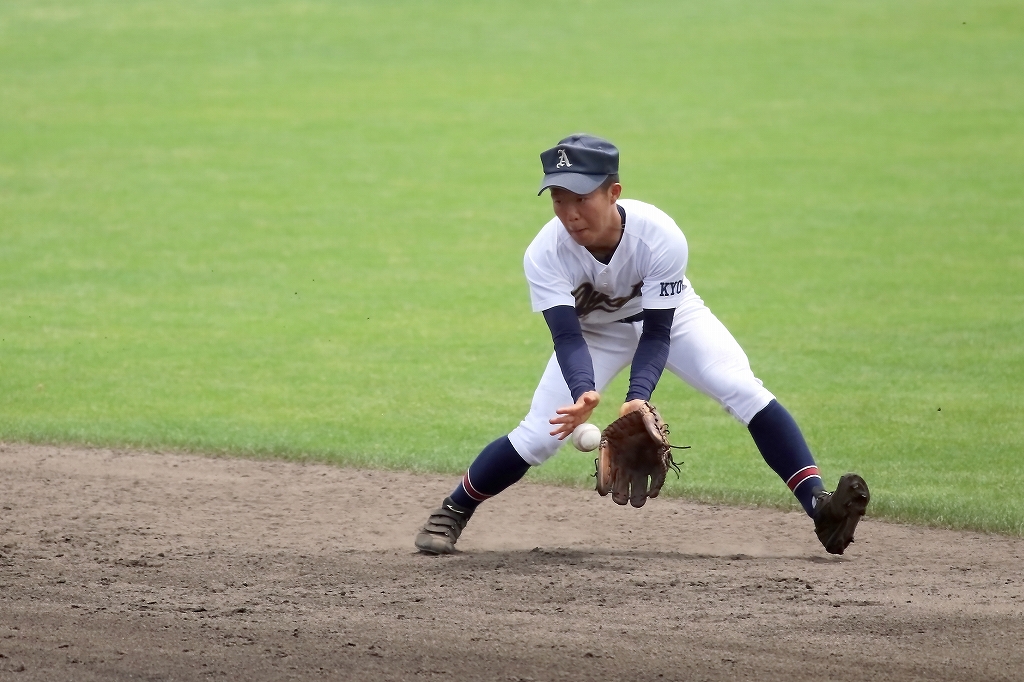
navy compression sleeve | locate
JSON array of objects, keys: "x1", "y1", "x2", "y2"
[
  {"x1": 625, "y1": 308, "x2": 674, "y2": 402},
  {"x1": 542, "y1": 305, "x2": 596, "y2": 403}
]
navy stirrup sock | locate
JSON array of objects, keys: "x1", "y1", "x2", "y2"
[
  {"x1": 748, "y1": 400, "x2": 823, "y2": 517},
  {"x1": 449, "y1": 436, "x2": 531, "y2": 512}
]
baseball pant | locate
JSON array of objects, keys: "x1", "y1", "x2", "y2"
[{"x1": 508, "y1": 287, "x2": 776, "y2": 466}]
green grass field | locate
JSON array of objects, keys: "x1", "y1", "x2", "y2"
[{"x1": 2, "y1": 0, "x2": 1021, "y2": 534}]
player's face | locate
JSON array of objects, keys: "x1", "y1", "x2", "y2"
[{"x1": 550, "y1": 184, "x2": 622, "y2": 249}]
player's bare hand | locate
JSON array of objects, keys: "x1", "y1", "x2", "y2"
[
  {"x1": 619, "y1": 399, "x2": 647, "y2": 417},
  {"x1": 549, "y1": 391, "x2": 601, "y2": 440}
]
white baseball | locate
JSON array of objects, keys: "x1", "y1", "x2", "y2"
[{"x1": 571, "y1": 423, "x2": 602, "y2": 452}]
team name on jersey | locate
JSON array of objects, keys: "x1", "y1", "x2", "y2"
[
  {"x1": 572, "y1": 282, "x2": 643, "y2": 317},
  {"x1": 660, "y1": 280, "x2": 685, "y2": 296}
]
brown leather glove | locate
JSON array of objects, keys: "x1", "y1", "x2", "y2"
[{"x1": 596, "y1": 401, "x2": 681, "y2": 508}]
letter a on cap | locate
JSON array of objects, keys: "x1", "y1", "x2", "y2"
[{"x1": 556, "y1": 149, "x2": 572, "y2": 168}]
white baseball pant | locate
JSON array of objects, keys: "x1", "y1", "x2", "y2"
[{"x1": 508, "y1": 288, "x2": 776, "y2": 466}]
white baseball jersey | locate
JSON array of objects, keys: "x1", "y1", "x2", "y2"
[{"x1": 523, "y1": 199, "x2": 691, "y2": 324}]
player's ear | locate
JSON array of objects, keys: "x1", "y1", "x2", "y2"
[{"x1": 608, "y1": 182, "x2": 622, "y2": 202}]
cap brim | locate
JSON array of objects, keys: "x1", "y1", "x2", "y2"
[{"x1": 537, "y1": 173, "x2": 608, "y2": 196}]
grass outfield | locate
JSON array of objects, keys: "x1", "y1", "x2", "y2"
[{"x1": 1, "y1": 1, "x2": 1021, "y2": 534}]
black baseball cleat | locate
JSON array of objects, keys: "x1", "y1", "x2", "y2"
[
  {"x1": 812, "y1": 474, "x2": 870, "y2": 555},
  {"x1": 414, "y1": 497, "x2": 474, "y2": 554}
]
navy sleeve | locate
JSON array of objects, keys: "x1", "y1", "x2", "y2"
[
  {"x1": 625, "y1": 308, "x2": 674, "y2": 402},
  {"x1": 542, "y1": 305, "x2": 596, "y2": 403}
]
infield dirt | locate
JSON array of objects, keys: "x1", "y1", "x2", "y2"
[{"x1": 1, "y1": 444, "x2": 1022, "y2": 681}]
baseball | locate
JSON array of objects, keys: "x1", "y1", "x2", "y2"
[{"x1": 571, "y1": 423, "x2": 602, "y2": 452}]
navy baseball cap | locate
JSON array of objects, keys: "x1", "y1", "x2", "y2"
[{"x1": 538, "y1": 134, "x2": 619, "y2": 196}]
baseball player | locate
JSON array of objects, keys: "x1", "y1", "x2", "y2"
[{"x1": 415, "y1": 134, "x2": 869, "y2": 555}]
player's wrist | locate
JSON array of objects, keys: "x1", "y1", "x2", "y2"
[{"x1": 619, "y1": 399, "x2": 646, "y2": 416}]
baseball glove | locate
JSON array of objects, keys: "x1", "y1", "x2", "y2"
[{"x1": 595, "y1": 401, "x2": 684, "y2": 508}]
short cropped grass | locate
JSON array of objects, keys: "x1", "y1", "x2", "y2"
[{"x1": 1, "y1": 1, "x2": 1022, "y2": 535}]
